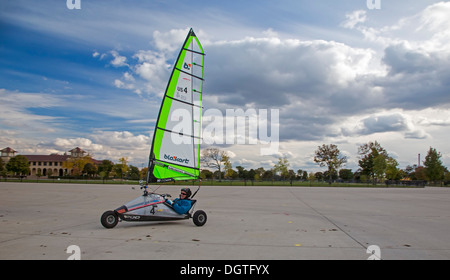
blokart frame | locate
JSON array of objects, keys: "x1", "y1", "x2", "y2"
[{"x1": 101, "y1": 182, "x2": 206, "y2": 229}]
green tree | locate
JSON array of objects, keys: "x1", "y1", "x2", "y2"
[
  {"x1": 200, "y1": 169, "x2": 213, "y2": 179},
  {"x1": 98, "y1": 160, "x2": 114, "y2": 180},
  {"x1": 83, "y1": 163, "x2": 97, "y2": 178},
  {"x1": 254, "y1": 167, "x2": 265, "y2": 181},
  {"x1": 315, "y1": 172, "x2": 324, "y2": 181},
  {"x1": 127, "y1": 165, "x2": 140, "y2": 180},
  {"x1": 261, "y1": 169, "x2": 274, "y2": 180},
  {"x1": 273, "y1": 156, "x2": 290, "y2": 180},
  {"x1": 358, "y1": 141, "x2": 387, "y2": 184},
  {"x1": 373, "y1": 154, "x2": 387, "y2": 183},
  {"x1": 98, "y1": 160, "x2": 113, "y2": 174},
  {"x1": 308, "y1": 172, "x2": 316, "y2": 182},
  {"x1": 118, "y1": 157, "x2": 129, "y2": 177},
  {"x1": 222, "y1": 153, "x2": 233, "y2": 179},
  {"x1": 314, "y1": 144, "x2": 347, "y2": 184},
  {"x1": 6, "y1": 155, "x2": 30, "y2": 177},
  {"x1": 385, "y1": 157, "x2": 401, "y2": 180},
  {"x1": 0, "y1": 158, "x2": 4, "y2": 173},
  {"x1": 339, "y1": 169, "x2": 354, "y2": 181},
  {"x1": 236, "y1": 166, "x2": 246, "y2": 180},
  {"x1": 424, "y1": 147, "x2": 445, "y2": 181},
  {"x1": 247, "y1": 169, "x2": 256, "y2": 185}
]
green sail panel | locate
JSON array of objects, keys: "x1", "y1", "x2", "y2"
[{"x1": 147, "y1": 28, "x2": 204, "y2": 183}]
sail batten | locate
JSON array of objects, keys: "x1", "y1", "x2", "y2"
[
  {"x1": 175, "y1": 68, "x2": 204, "y2": 81},
  {"x1": 147, "y1": 28, "x2": 204, "y2": 183}
]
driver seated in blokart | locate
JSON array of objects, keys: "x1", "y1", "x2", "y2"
[{"x1": 165, "y1": 188, "x2": 192, "y2": 215}]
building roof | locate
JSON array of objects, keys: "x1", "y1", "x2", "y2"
[
  {"x1": 1, "y1": 147, "x2": 16, "y2": 153},
  {"x1": 23, "y1": 154, "x2": 71, "y2": 162},
  {"x1": 69, "y1": 147, "x2": 85, "y2": 153},
  {"x1": 3, "y1": 147, "x2": 104, "y2": 165}
]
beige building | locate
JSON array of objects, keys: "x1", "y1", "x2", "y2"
[{"x1": 1, "y1": 147, "x2": 100, "y2": 178}]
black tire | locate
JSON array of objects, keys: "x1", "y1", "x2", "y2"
[
  {"x1": 101, "y1": 210, "x2": 119, "y2": 229},
  {"x1": 193, "y1": 210, "x2": 207, "y2": 227}
]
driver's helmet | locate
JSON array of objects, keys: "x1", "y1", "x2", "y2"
[{"x1": 181, "y1": 188, "x2": 192, "y2": 198}]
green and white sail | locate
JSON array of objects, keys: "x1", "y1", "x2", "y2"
[{"x1": 147, "y1": 28, "x2": 205, "y2": 183}]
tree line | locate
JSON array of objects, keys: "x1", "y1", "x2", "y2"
[
  {"x1": 200, "y1": 142, "x2": 450, "y2": 185},
  {"x1": 0, "y1": 155, "x2": 146, "y2": 181},
  {"x1": 2, "y1": 141, "x2": 448, "y2": 185}
]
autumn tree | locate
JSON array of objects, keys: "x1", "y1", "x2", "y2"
[
  {"x1": 63, "y1": 155, "x2": 94, "y2": 176},
  {"x1": 314, "y1": 144, "x2": 347, "y2": 184}
]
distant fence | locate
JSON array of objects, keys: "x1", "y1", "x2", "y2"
[
  {"x1": 1, "y1": 176, "x2": 449, "y2": 188},
  {"x1": 385, "y1": 180, "x2": 427, "y2": 187}
]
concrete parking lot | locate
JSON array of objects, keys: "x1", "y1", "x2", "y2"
[{"x1": 1, "y1": 182, "x2": 450, "y2": 260}]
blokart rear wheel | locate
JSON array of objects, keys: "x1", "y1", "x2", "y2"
[
  {"x1": 193, "y1": 210, "x2": 207, "y2": 227},
  {"x1": 101, "y1": 210, "x2": 119, "y2": 229}
]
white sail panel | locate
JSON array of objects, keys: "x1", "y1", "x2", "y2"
[{"x1": 158, "y1": 131, "x2": 195, "y2": 168}]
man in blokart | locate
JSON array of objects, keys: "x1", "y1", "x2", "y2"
[{"x1": 165, "y1": 188, "x2": 192, "y2": 215}]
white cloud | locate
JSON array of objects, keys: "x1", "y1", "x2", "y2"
[
  {"x1": 110, "y1": 51, "x2": 129, "y2": 67},
  {"x1": 53, "y1": 137, "x2": 104, "y2": 152},
  {"x1": 113, "y1": 29, "x2": 194, "y2": 97},
  {"x1": 40, "y1": 131, "x2": 151, "y2": 164},
  {"x1": 340, "y1": 111, "x2": 430, "y2": 140},
  {"x1": 0, "y1": 89, "x2": 65, "y2": 133},
  {"x1": 342, "y1": 10, "x2": 367, "y2": 29}
]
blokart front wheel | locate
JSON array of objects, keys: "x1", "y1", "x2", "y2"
[
  {"x1": 193, "y1": 210, "x2": 207, "y2": 227},
  {"x1": 101, "y1": 210, "x2": 119, "y2": 229}
]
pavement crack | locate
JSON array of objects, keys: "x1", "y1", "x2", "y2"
[{"x1": 288, "y1": 189, "x2": 368, "y2": 250}]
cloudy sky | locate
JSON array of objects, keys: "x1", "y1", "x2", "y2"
[{"x1": 1, "y1": 0, "x2": 449, "y2": 172}]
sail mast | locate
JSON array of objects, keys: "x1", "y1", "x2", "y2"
[{"x1": 147, "y1": 28, "x2": 205, "y2": 184}]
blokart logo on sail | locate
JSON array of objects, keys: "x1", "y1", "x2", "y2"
[
  {"x1": 184, "y1": 63, "x2": 191, "y2": 70},
  {"x1": 164, "y1": 154, "x2": 190, "y2": 165}
]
